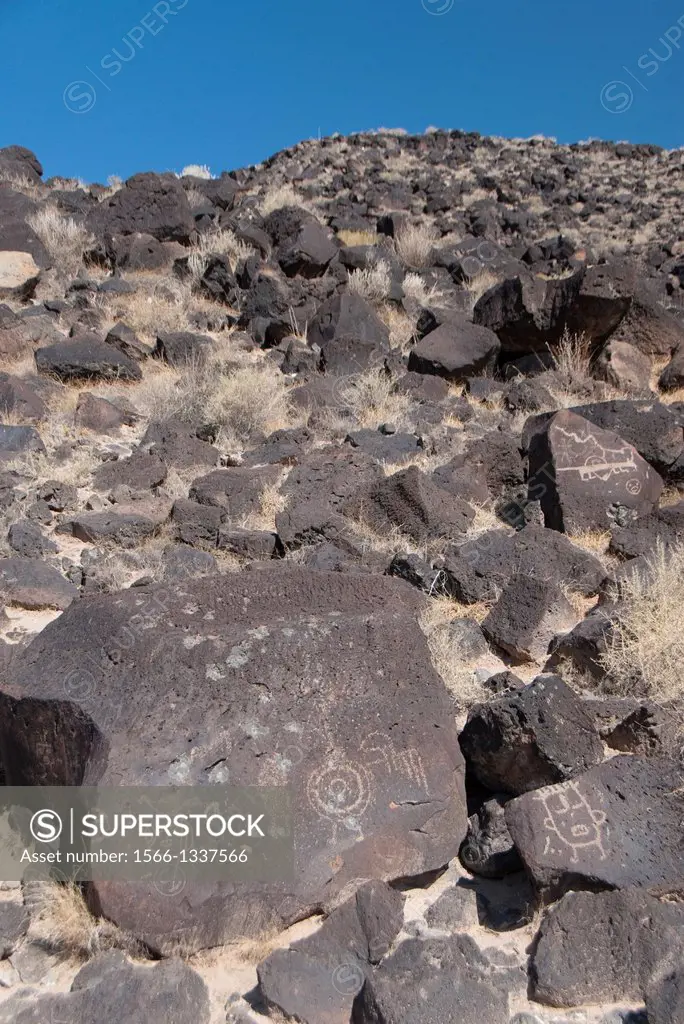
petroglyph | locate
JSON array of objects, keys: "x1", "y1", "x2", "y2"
[
  {"x1": 535, "y1": 780, "x2": 608, "y2": 863},
  {"x1": 360, "y1": 732, "x2": 429, "y2": 791},
  {"x1": 307, "y1": 753, "x2": 373, "y2": 841},
  {"x1": 554, "y1": 424, "x2": 641, "y2": 491}
]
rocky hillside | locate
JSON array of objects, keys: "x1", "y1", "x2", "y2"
[{"x1": 0, "y1": 131, "x2": 682, "y2": 1023}]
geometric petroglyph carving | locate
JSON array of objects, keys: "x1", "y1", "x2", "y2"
[
  {"x1": 306, "y1": 752, "x2": 373, "y2": 840},
  {"x1": 535, "y1": 780, "x2": 608, "y2": 862},
  {"x1": 360, "y1": 731, "x2": 429, "y2": 792},
  {"x1": 554, "y1": 424, "x2": 642, "y2": 494}
]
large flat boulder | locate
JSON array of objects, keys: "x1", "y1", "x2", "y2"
[
  {"x1": 506, "y1": 755, "x2": 684, "y2": 898},
  {"x1": 35, "y1": 337, "x2": 142, "y2": 383},
  {"x1": 0, "y1": 951, "x2": 210, "y2": 1024},
  {"x1": 0, "y1": 569, "x2": 467, "y2": 954},
  {"x1": 527, "y1": 409, "x2": 663, "y2": 533},
  {"x1": 407, "y1": 315, "x2": 501, "y2": 381},
  {"x1": 530, "y1": 888, "x2": 684, "y2": 1007},
  {"x1": 0, "y1": 557, "x2": 76, "y2": 610}
]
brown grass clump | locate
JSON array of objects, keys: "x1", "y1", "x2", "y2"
[
  {"x1": 419, "y1": 597, "x2": 490, "y2": 707},
  {"x1": 600, "y1": 540, "x2": 684, "y2": 701},
  {"x1": 394, "y1": 223, "x2": 436, "y2": 268},
  {"x1": 131, "y1": 348, "x2": 302, "y2": 450},
  {"x1": 549, "y1": 328, "x2": 593, "y2": 387},
  {"x1": 347, "y1": 259, "x2": 392, "y2": 302},
  {"x1": 464, "y1": 269, "x2": 499, "y2": 309},
  {"x1": 24, "y1": 880, "x2": 144, "y2": 961},
  {"x1": 26, "y1": 206, "x2": 94, "y2": 277},
  {"x1": 337, "y1": 229, "x2": 380, "y2": 246},
  {"x1": 336, "y1": 367, "x2": 412, "y2": 429},
  {"x1": 188, "y1": 228, "x2": 254, "y2": 275},
  {"x1": 105, "y1": 279, "x2": 207, "y2": 339},
  {"x1": 241, "y1": 479, "x2": 287, "y2": 531}
]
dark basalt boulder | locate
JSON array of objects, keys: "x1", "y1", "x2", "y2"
[{"x1": 0, "y1": 569, "x2": 467, "y2": 954}]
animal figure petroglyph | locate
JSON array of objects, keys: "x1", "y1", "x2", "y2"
[
  {"x1": 360, "y1": 732, "x2": 429, "y2": 792},
  {"x1": 535, "y1": 780, "x2": 608, "y2": 863},
  {"x1": 554, "y1": 425, "x2": 641, "y2": 492}
]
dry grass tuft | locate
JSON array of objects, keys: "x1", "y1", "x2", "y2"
[
  {"x1": 241, "y1": 480, "x2": 287, "y2": 531},
  {"x1": 180, "y1": 164, "x2": 212, "y2": 179},
  {"x1": 27, "y1": 207, "x2": 94, "y2": 277},
  {"x1": 337, "y1": 229, "x2": 380, "y2": 246},
  {"x1": 600, "y1": 540, "x2": 684, "y2": 701},
  {"x1": 24, "y1": 881, "x2": 144, "y2": 961},
  {"x1": 464, "y1": 269, "x2": 499, "y2": 308},
  {"x1": 189, "y1": 228, "x2": 254, "y2": 275},
  {"x1": 347, "y1": 259, "x2": 392, "y2": 302},
  {"x1": 336, "y1": 368, "x2": 412, "y2": 429},
  {"x1": 132, "y1": 350, "x2": 301, "y2": 449},
  {"x1": 394, "y1": 223, "x2": 436, "y2": 268},
  {"x1": 377, "y1": 303, "x2": 414, "y2": 352},
  {"x1": 259, "y1": 183, "x2": 308, "y2": 216},
  {"x1": 549, "y1": 327, "x2": 593, "y2": 386},
  {"x1": 419, "y1": 597, "x2": 490, "y2": 706},
  {"x1": 465, "y1": 502, "x2": 509, "y2": 540},
  {"x1": 0, "y1": 168, "x2": 41, "y2": 196},
  {"x1": 401, "y1": 272, "x2": 443, "y2": 306},
  {"x1": 104, "y1": 277, "x2": 223, "y2": 340}
]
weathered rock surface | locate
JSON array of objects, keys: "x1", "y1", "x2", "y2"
[
  {"x1": 0, "y1": 558, "x2": 76, "y2": 610},
  {"x1": 35, "y1": 337, "x2": 142, "y2": 382},
  {"x1": 481, "y1": 575, "x2": 578, "y2": 661},
  {"x1": 0, "y1": 951, "x2": 211, "y2": 1024},
  {"x1": 506, "y1": 755, "x2": 684, "y2": 897},
  {"x1": 258, "y1": 881, "x2": 403, "y2": 1024},
  {"x1": 460, "y1": 795, "x2": 522, "y2": 877},
  {"x1": 88, "y1": 172, "x2": 196, "y2": 243},
  {"x1": 351, "y1": 933, "x2": 521, "y2": 1023},
  {"x1": 460, "y1": 676, "x2": 603, "y2": 795},
  {"x1": 0, "y1": 569, "x2": 467, "y2": 953},
  {"x1": 527, "y1": 409, "x2": 663, "y2": 533},
  {"x1": 408, "y1": 315, "x2": 501, "y2": 381},
  {"x1": 531, "y1": 888, "x2": 684, "y2": 1007},
  {"x1": 342, "y1": 465, "x2": 474, "y2": 543}
]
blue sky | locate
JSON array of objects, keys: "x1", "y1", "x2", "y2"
[{"x1": 1, "y1": 0, "x2": 683, "y2": 182}]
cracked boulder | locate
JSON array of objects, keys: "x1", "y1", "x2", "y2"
[
  {"x1": 307, "y1": 294, "x2": 389, "y2": 374},
  {"x1": 530, "y1": 888, "x2": 684, "y2": 1007},
  {"x1": 0, "y1": 951, "x2": 210, "y2": 1024},
  {"x1": 527, "y1": 409, "x2": 663, "y2": 533},
  {"x1": 257, "y1": 881, "x2": 403, "y2": 1024},
  {"x1": 0, "y1": 569, "x2": 467, "y2": 954},
  {"x1": 505, "y1": 754, "x2": 684, "y2": 898},
  {"x1": 459, "y1": 675, "x2": 602, "y2": 796}
]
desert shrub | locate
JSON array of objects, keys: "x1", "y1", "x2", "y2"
[
  {"x1": 394, "y1": 223, "x2": 436, "y2": 268},
  {"x1": 347, "y1": 259, "x2": 392, "y2": 302},
  {"x1": 180, "y1": 164, "x2": 212, "y2": 179},
  {"x1": 600, "y1": 541, "x2": 684, "y2": 701},
  {"x1": 27, "y1": 207, "x2": 94, "y2": 276}
]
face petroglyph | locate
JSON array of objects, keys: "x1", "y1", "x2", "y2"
[{"x1": 535, "y1": 780, "x2": 609, "y2": 863}]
